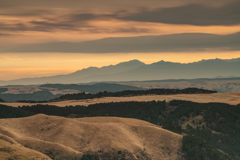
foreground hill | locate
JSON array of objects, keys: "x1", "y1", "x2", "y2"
[
  {"x1": 0, "y1": 114, "x2": 183, "y2": 160},
  {"x1": 0, "y1": 99, "x2": 235, "y2": 159},
  {"x1": 0, "y1": 138, "x2": 51, "y2": 160}
]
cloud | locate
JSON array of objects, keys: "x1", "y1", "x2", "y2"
[
  {"x1": 0, "y1": 11, "x2": 102, "y2": 32},
  {"x1": 0, "y1": 9, "x2": 53, "y2": 17},
  {"x1": 58, "y1": 1, "x2": 240, "y2": 26},
  {"x1": 0, "y1": 55, "x2": 22, "y2": 60},
  {"x1": 112, "y1": 28, "x2": 150, "y2": 33},
  {"x1": 29, "y1": 20, "x2": 80, "y2": 31},
  {"x1": 82, "y1": 27, "x2": 151, "y2": 34},
  {"x1": 0, "y1": 1, "x2": 239, "y2": 35},
  {"x1": 0, "y1": 23, "x2": 29, "y2": 31},
  {"x1": 3, "y1": 32, "x2": 240, "y2": 53},
  {"x1": 117, "y1": 2, "x2": 240, "y2": 25},
  {"x1": 0, "y1": 18, "x2": 90, "y2": 32},
  {"x1": 0, "y1": 0, "x2": 235, "y2": 9},
  {"x1": 67, "y1": 13, "x2": 100, "y2": 21},
  {"x1": 0, "y1": 14, "x2": 151, "y2": 33},
  {"x1": 0, "y1": 33, "x2": 10, "y2": 36},
  {"x1": 42, "y1": 1, "x2": 240, "y2": 27}
]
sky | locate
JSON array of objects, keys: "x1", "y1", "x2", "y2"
[{"x1": 0, "y1": 0, "x2": 240, "y2": 80}]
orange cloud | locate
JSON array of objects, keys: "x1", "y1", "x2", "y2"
[{"x1": 1, "y1": 19, "x2": 240, "y2": 45}]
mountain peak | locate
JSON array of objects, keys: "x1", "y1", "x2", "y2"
[
  {"x1": 114, "y1": 59, "x2": 145, "y2": 67},
  {"x1": 68, "y1": 59, "x2": 145, "y2": 80}
]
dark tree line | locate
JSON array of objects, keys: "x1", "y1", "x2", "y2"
[
  {"x1": 52, "y1": 87, "x2": 217, "y2": 101},
  {"x1": 1, "y1": 91, "x2": 59, "y2": 102},
  {"x1": 0, "y1": 88, "x2": 8, "y2": 94},
  {"x1": 0, "y1": 104, "x2": 35, "y2": 118},
  {"x1": 182, "y1": 135, "x2": 229, "y2": 160}
]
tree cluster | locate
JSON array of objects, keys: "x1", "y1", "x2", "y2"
[
  {"x1": 53, "y1": 87, "x2": 217, "y2": 101},
  {"x1": 0, "y1": 98, "x2": 5, "y2": 102}
]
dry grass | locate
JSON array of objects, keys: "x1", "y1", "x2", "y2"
[
  {"x1": 49, "y1": 89, "x2": 80, "y2": 95},
  {"x1": 1, "y1": 86, "x2": 41, "y2": 94},
  {"x1": 181, "y1": 115, "x2": 205, "y2": 130},
  {"x1": 0, "y1": 114, "x2": 183, "y2": 160},
  {"x1": 0, "y1": 138, "x2": 51, "y2": 160},
  {"x1": 1, "y1": 92, "x2": 240, "y2": 107}
]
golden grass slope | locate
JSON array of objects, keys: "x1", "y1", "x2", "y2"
[
  {"x1": 0, "y1": 114, "x2": 183, "y2": 160},
  {"x1": 0, "y1": 135, "x2": 51, "y2": 160},
  {"x1": 1, "y1": 92, "x2": 240, "y2": 107}
]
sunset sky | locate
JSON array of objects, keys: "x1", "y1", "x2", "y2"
[{"x1": 1, "y1": 0, "x2": 240, "y2": 80}]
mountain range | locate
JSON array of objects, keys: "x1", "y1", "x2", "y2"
[{"x1": 0, "y1": 58, "x2": 240, "y2": 86}]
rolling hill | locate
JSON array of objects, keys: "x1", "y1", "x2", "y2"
[{"x1": 0, "y1": 114, "x2": 183, "y2": 160}]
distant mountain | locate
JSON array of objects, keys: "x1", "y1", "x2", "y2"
[
  {"x1": 71, "y1": 58, "x2": 240, "y2": 82},
  {"x1": 0, "y1": 59, "x2": 145, "y2": 86},
  {"x1": 67, "y1": 59, "x2": 145, "y2": 82},
  {"x1": 0, "y1": 58, "x2": 240, "y2": 86}
]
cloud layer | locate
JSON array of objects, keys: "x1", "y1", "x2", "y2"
[
  {"x1": 2, "y1": 32, "x2": 239, "y2": 53},
  {"x1": 118, "y1": 2, "x2": 240, "y2": 25},
  {"x1": 0, "y1": 1, "x2": 239, "y2": 34},
  {"x1": 0, "y1": 0, "x2": 240, "y2": 50}
]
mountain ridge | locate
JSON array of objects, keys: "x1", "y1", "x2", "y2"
[{"x1": 0, "y1": 58, "x2": 239, "y2": 86}]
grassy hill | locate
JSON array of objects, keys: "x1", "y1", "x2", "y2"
[
  {"x1": 0, "y1": 114, "x2": 183, "y2": 160},
  {"x1": 0, "y1": 138, "x2": 51, "y2": 160}
]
